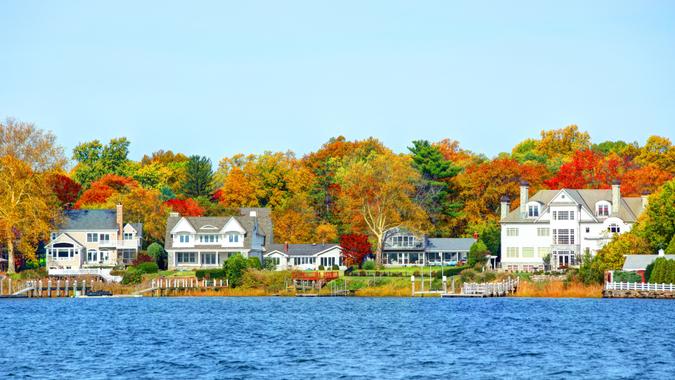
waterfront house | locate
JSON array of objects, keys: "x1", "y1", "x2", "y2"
[
  {"x1": 500, "y1": 180, "x2": 646, "y2": 272},
  {"x1": 622, "y1": 250, "x2": 675, "y2": 282},
  {"x1": 382, "y1": 227, "x2": 475, "y2": 266},
  {"x1": 264, "y1": 243, "x2": 344, "y2": 270},
  {"x1": 164, "y1": 208, "x2": 272, "y2": 270},
  {"x1": 45, "y1": 204, "x2": 143, "y2": 278}
]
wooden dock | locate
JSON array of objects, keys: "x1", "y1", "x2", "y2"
[{"x1": 412, "y1": 276, "x2": 519, "y2": 298}]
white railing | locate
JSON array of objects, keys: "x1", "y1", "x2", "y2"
[
  {"x1": 462, "y1": 278, "x2": 519, "y2": 296},
  {"x1": 605, "y1": 282, "x2": 675, "y2": 292},
  {"x1": 48, "y1": 268, "x2": 122, "y2": 283}
]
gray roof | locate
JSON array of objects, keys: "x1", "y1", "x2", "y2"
[
  {"x1": 426, "y1": 238, "x2": 475, "y2": 252},
  {"x1": 60, "y1": 209, "x2": 118, "y2": 230},
  {"x1": 268, "y1": 243, "x2": 340, "y2": 256},
  {"x1": 623, "y1": 254, "x2": 675, "y2": 271},
  {"x1": 131, "y1": 223, "x2": 144, "y2": 239},
  {"x1": 164, "y1": 212, "x2": 265, "y2": 250},
  {"x1": 501, "y1": 189, "x2": 644, "y2": 223}
]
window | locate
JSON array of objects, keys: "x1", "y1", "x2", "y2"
[
  {"x1": 597, "y1": 204, "x2": 609, "y2": 217},
  {"x1": 506, "y1": 247, "x2": 519, "y2": 258},
  {"x1": 87, "y1": 233, "x2": 98, "y2": 242},
  {"x1": 528, "y1": 205, "x2": 539, "y2": 217},
  {"x1": 179, "y1": 234, "x2": 190, "y2": 243},
  {"x1": 200, "y1": 234, "x2": 219, "y2": 243},
  {"x1": 506, "y1": 228, "x2": 519, "y2": 237},
  {"x1": 124, "y1": 232, "x2": 133, "y2": 240},
  {"x1": 537, "y1": 228, "x2": 549, "y2": 237},
  {"x1": 87, "y1": 250, "x2": 98, "y2": 262},
  {"x1": 228, "y1": 234, "x2": 239, "y2": 243},
  {"x1": 99, "y1": 234, "x2": 110, "y2": 242},
  {"x1": 608, "y1": 224, "x2": 621, "y2": 233},
  {"x1": 538, "y1": 247, "x2": 550, "y2": 258},
  {"x1": 553, "y1": 229, "x2": 575, "y2": 245},
  {"x1": 176, "y1": 252, "x2": 197, "y2": 264},
  {"x1": 320, "y1": 257, "x2": 336, "y2": 267},
  {"x1": 585, "y1": 227, "x2": 590, "y2": 233},
  {"x1": 267, "y1": 257, "x2": 280, "y2": 265},
  {"x1": 122, "y1": 250, "x2": 136, "y2": 264},
  {"x1": 553, "y1": 211, "x2": 574, "y2": 221},
  {"x1": 522, "y1": 247, "x2": 535, "y2": 258},
  {"x1": 50, "y1": 232, "x2": 57, "y2": 241},
  {"x1": 202, "y1": 252, "x2": 217, "y2": 265}
]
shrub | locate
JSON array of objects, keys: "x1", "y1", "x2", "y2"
[
  {"x1": 247, "y1": 257, "x2": 262, "y2": 270},
  {"x1": 147, "y1": 242, "x2": 167, "y2": 268},
  {"x1": 18, "y1": 268, "x2": 47, "y2": 279},
  {"x1": 263, "y1": 258, "x2": 277, "y2": 271},
  {"x1": 318, "y1": 265, "x2": 325, "y2": 271},
  {"x1": 224, "y1": 254, "x2": 249, "y2": 287},
  {"x1": 460, "y1": 269, "x2": 478, "y2": 283},
  {"x1": 331, "y1": 264, "x2": 339, "y2": 271},
  {"x1": 482, "y1": 271, "x2": 497, "y2": 283},
  {"x1": 612, "y1": 271, "x2": 642, "y2": 283},
  {"x1": 362, "y1": 260, "x2": 376, "y2": 270},
  {"x1": 434, "y1": 266, "x2": 468, "y2": 279},
  {"x1": 195, "y1": 269, "x2": 226, "y2": 280},
  {"x1": 121, "y1": 268, "x2": 143, "y2": 284},
  {"x1": 135, "y1": 262, "x2": 159, "y2": 274},
  {"x1": 132, "y1": 253, "x2": 154, "y2": 266},
  {"x1": 468, "y1": 240, "x2": 490, "y2": 267}
]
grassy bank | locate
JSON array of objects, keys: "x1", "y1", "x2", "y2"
[{"x1": 514, "y1": 280, "x2": 603, "y2": 298}]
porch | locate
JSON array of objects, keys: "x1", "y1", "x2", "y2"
[{"x1": 383, "y1": 251, "x2": 468, "y2": 266}]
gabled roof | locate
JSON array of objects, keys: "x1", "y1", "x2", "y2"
[
  {"x1": 501, "y1": 189, "x2": 644, "y2": 223},
  {"x1": 623, "y1": 254, "x2": 675, "y2": 271},
  {"x1": 426, "y1": 238, "x2": 475, "y2": 252},
  {"x1": 164, "y1": 213, "x2": 264, "y2": 250},
  {"x1": 59, "y1": 209, "x2": 118, "y2": 230},
  {"x1": 46, "y1": 232, "x2": 85, "y2": 248},
  {"x1": 266, "y1": 244, "x2": 340, "y2": 257}
]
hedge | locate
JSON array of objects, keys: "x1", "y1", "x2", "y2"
[
  {"x1": 136, "y1": 262, "x2": 159, "y2": 274},
  {"x1": 196, "y1": 268, "x2": 226, "y2": 280}
]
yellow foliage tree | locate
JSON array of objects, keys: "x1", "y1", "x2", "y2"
[{"x1": 315, "y1": 223, "x2": 338, "y2": 244}]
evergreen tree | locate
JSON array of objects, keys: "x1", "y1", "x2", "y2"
[{"x1": 182, "y1": 155, "x2": 214, "y2": 198}]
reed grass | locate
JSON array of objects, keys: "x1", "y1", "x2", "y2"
[{"x1": 515, "y1": 280, "x2": 602, "y2": 298}]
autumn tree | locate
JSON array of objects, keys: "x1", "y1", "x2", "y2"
[
  {"x1": 0, "y1": 118, "x2": 67, "y2": 171},
  {"x1": 635, "y1": 136, "x2": 675, "y2": 173},
  {"x1": 337, "y1": 152, "x2": 427, "y2": 266},
  {"x1": 340, "y1": 233, "x2": 372, "y2": 267},
  {"x1": 110, "y1": 187, "x2": 169, "y2": 244},
  {"x1": 216, "y1": 167, "x2": 258, "y2": 208},
  {"x1": 72, "y1": 137, "x2": 132, "y2": 188},
  {"x1": 165, "y1": 198, "x2": 205, "y2": 217},
  {"x1": 534, "y1": 125, "x2": 591, "y2": 167},
  {"x1": 0, "y1": 156, "x2": 60, "y2": 273},
  {"x1": 182, "y1": 155, "x2": 214, "y2": 198},
  {"x1": 315, "y1": 223, "x2": 338, "y2": 244},
  {"x1": 75, "y1": 174, "x2": 138, "y2": 209}
]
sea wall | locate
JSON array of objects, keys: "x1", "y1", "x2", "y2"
[{"x1": 603, "y1": 289, "x2": 675, "y2": 299}]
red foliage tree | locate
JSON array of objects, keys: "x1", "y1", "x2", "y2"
[
  {"x1": 132, "y1": 253, "x2": 154, "y2": 265},
  {"x1": 340, "y1": 233, "x2": 372, "y2": 267},
  {"x1": 544, "y1": 150, "x2": 627, "y2": 189},
  {"x1": 46, "y1": 173, "x2": 81, "y2": 209},
  {"x1": 75, "y1": 174, "x2": 138, "y2": 208},
  {"x1": 621, "y1": 164, "x2": 673, "y2": 197},
  {"x1": 165, "y1": 198, "x2": 205, "y2": 217}
]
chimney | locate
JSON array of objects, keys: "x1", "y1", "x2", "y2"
[
  {"x1": 500, "y1": 195, "x2": 511, "y2": 220},
  {"x1": 658, "y1": 249, "x2": 665, "y2": 256},
  {"x1": 169, "y1": 212, "x2": 180, "y2": 218},
  {"x1": 641, "y1": 191, "x2": 650, "y2": 209},
  {"x1": 611, "y1": 180, "x2": 621, "y2": 215},
  {"x1": 519, "y1": 181, "x2": 529, "y2": 218},
  {"x1": 249, "y1": 210, "x2": 257, "y2": 218},
  {"x1": 284, "y1": 242, "x2": 289, "y2": 253},
  {"x1": 116, "y1": 203, "x2": 124, "y2": 240}
]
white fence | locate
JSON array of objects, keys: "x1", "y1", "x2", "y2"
[
  {"x1": 48, "y1": 268, "x2": 122, "y2": 283},
  {"x1": 605, "y1": 282, "x2": 675, "y2": 292}
]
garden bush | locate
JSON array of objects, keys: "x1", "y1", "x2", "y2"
[
  {"x1": 612, "y1": 271, "x2": 642, "y2": 283},
  {"x1": 195, "y1": 268, "x2": 226, "y2": 280},
  {"x1": 136, "y1": 262, "x2": 159, "y2": 274},
  {"x1": 460, "y1": 268, "x2": 478, "y2": 283},
  {"x1": 362, "y1": 260, "x2": 376, "y2": 270},
  {"x1": 434, "y1": 266, "x2": 469, "y2": 279},
  {"x1": 121, "y1": 268, "x2": 143, "y2": 285},
  {"x1": 318, "y1": 265, "x2": 325, "y2": 271},
  {"x1": 132, "y1": 253, "x2": 154, "y2": 266},
  {"x1": 247, "y1": 257, "x2": 262, "y2": 269},
  {"x1": 331, "y1": 264, "x2": 340, "y2": 271}
]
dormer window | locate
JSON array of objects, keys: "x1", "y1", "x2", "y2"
[
  {"x1": 228, "y1": 234, "x2": 240, "y2": 243},
  {"x1": 597, "y1": 203, "x2": 610, "y2": 217},
  {"x1": 124, "y1": 232, "x2": 133, "y2": 240},
  {"x1": 179, "y1": 234, "x2": 190, "y2": 243},
  {"x1": 527, "y1": 204, "x2": 539, "y2": 218},
  {"x1": 608, "y1": 224, "x2": 620, "y2": 233}
]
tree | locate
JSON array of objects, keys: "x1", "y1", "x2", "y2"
[
  {"x1": 466, "y1": 220, "x2": 500, "y2": 255},
  {"x1": 112, "y1": 188, "x2": 170, "y2": 244},
  {"x1": 0, "y1": 118, "x2": 66, "y2": 171},
  {"x1": 468, "y1": 240, "x2": 489, "y2": 267},
  {"x1": 635, "y1": 136, "x2": 675, "y2": 173},
  {"x1": 593, "y1": 233, "x2": 651, "y2": 271},
  {"x1": 315, "y1": 223, "x2": 338, "y2": 244},
  {"x1": 544, "y1": 149, "x2": 626, "y2": 190},
  {"x1": 534, "y1": 125, "x2": 591, "y2": 167},
  {"x1": 72, "y1": 138, "x2": 131, "y2": 188},
  {"x1": 639, "y1": 179, "x2": 675, "y2": 251},
  {"x1": 216, "y1": 167, "x2": 258, "y2": 208},
  {"x1": 340, "y1": 233, "x2": 372, "y2": 267},
  {"x1": 182, "y1": 155, "x2": 214, "y2": 198},
  {"x1": 147, "y1": 242, "x2": 167, "y2": 268},
  {"x1": 0, "y1": 156, "x2": 60, "y2": 273},
  {"x1": 337, "y1": 152, "x2": 427, "y2": 266},
  {"x1": 164, "y1": 198, "x2": 205, "y2": 217},
  {"x1": 272, "y1": 197, "x2": 316, "y2": 244},
  {"x1": 224, "y1": 253, "x2": 249, "y2": 287},
  {"x1": 621, "y1": 165, "x2": 672, "y2": 197},
  {"x1": 46, "y1": 173, "x2": 82, "y2": 209},
  {"x1": 408, "y1": 140, "x2": 461, "y2": 234},
  {"x1": 75, "y1": 174, "x2": 138, "y2": 209}
]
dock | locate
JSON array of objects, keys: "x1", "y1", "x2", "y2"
[{"x1": 412, "y1": 276, "x2": 519, "y2": 298}]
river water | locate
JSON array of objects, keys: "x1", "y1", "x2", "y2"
[{"x1": 1, "y1": 297, "x2": 674, "y2": 379}]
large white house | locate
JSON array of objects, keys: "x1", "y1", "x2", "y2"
[
  {"x1": 500, "y1": 180, "x2": 647, "y2": 271},
  {"x1": 45, "y1": 204, "x2": 143, "y2": 280},
  {"x1": 164, "y1": 208, "x2": 272, "y2": 270},
  {"x1": 264, "y1": 243, "x2": 344, "y2": 271}
]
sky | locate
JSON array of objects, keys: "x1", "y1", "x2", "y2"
[{"x1": 1, "y1": 1, "x2": 674, "y2": 163}]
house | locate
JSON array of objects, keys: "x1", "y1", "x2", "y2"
[
  {"x1": 164, "y1": 208, "x2": 272, "y2": 270},
  {"x1": 381, "y1": 227, "x2": 475, "y2": 266},
  {"x1": 264, "y1": 243, "x2": 344, "y2": 271},
  {"x1": 500, "y1": 180, "x2": 646, "y2": 272},
  {"x1": 45, "y1": 204, "x2": 143, "y2": 279},
  {"x1": 621, "y1": 250, "x2": 674, "y2": 282}
]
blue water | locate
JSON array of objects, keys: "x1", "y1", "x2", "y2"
[{"x1": 1, "y1": 297, "x2": 675, "y2": 379}]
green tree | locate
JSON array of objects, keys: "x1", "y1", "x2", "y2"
[
  {"x1": 147, "y1": 242, "x2": 167, "y2": 268},
  {"x1": 72, "y1": 138, "x2": 131, "y2": 188},
  {"x1": 466, "y1": 220, "x2": 500, "y2": 254},
  {"x1": 408, "y1": 140, "x2": 461, "y2": 234},
  {"x1": 640, "y1": 179, "x2": 675, "y2": 251},
  {"x1": 468, "y1": 240, "x2": 489, "y2": 268},
  {"x1": 224, "y1": 253, "x2": 249, "y2": 288},
  {"x1": 182, "y1": 155, "x2": 214, "y2": 198}
]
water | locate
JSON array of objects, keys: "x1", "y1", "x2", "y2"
[{"x1": 1, "y1": 297, "x2": 674, "y2": 379}]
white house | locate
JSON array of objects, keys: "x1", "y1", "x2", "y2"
[
  {"x1": 500, "y1": 180, "x2": 646, "y2": 271},
  {"x1": 164, "y1": 208, "x2": 272, "y2": 270},
  {"x1": 264, "y1": 243, "x2": 344, "y2": 271},
  {"x1": 382, "y1": 227, "x2": 475, "y2": 267},
  {"x1": 45, "y1": 204, "x2": 143, "y2": 280}
]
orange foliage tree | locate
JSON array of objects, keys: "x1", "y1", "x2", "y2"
[{"x1": 164, "y1": 198, "x2": 205, "y2": 217}]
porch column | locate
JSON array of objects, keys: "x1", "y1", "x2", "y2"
[{"x1": 198, "y1": 251, "x2": 202, "y2": 267}]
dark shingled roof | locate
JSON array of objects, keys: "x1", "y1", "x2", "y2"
[
  {"x1": 268, "y1": 243, "x2": 340, "y2": 256},
  {"x1": 425, "y1": 238, "x2": 475, "y2": 252},
  {"x1": 60, "y1": 209, "x2": 118, "y2": 230}
]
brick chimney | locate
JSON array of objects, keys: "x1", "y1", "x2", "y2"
[
  {"x1": 611, "y1": 180, "x2": 621, "y2": 215},
  {"x1": 284, "y1": 241, "x2": 289, "y2": 253},
  {"x1": 519, "y1": 181, "x2": 529, "y2": 218},
  {"x1": 500, "y1": 195, "x2": 511, "y2": 220},
  {"x1": 116, "y1": 203, "x2": 124, "y2": 240},
  {"x1": 641, "y1": 190, "x2": 650, "y2": 209}
]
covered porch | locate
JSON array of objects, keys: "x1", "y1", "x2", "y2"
[{"x1": 383, "y1": 250, "x2": 469, "y2": 266}]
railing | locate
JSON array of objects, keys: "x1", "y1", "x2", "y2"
[
  {"x1": 605, "y1": 282, "x2": 675, "y2": 292},
  {"x1": 462, "y1": 278, "x2": 519, "y2": 296},
  {"x1": 48, "y1": 268, "x2": 122, "y2": 283}
]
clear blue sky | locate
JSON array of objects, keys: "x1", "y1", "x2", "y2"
[{"x1": 1, "y1": 1, "x2": 674, "y2": 162}]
